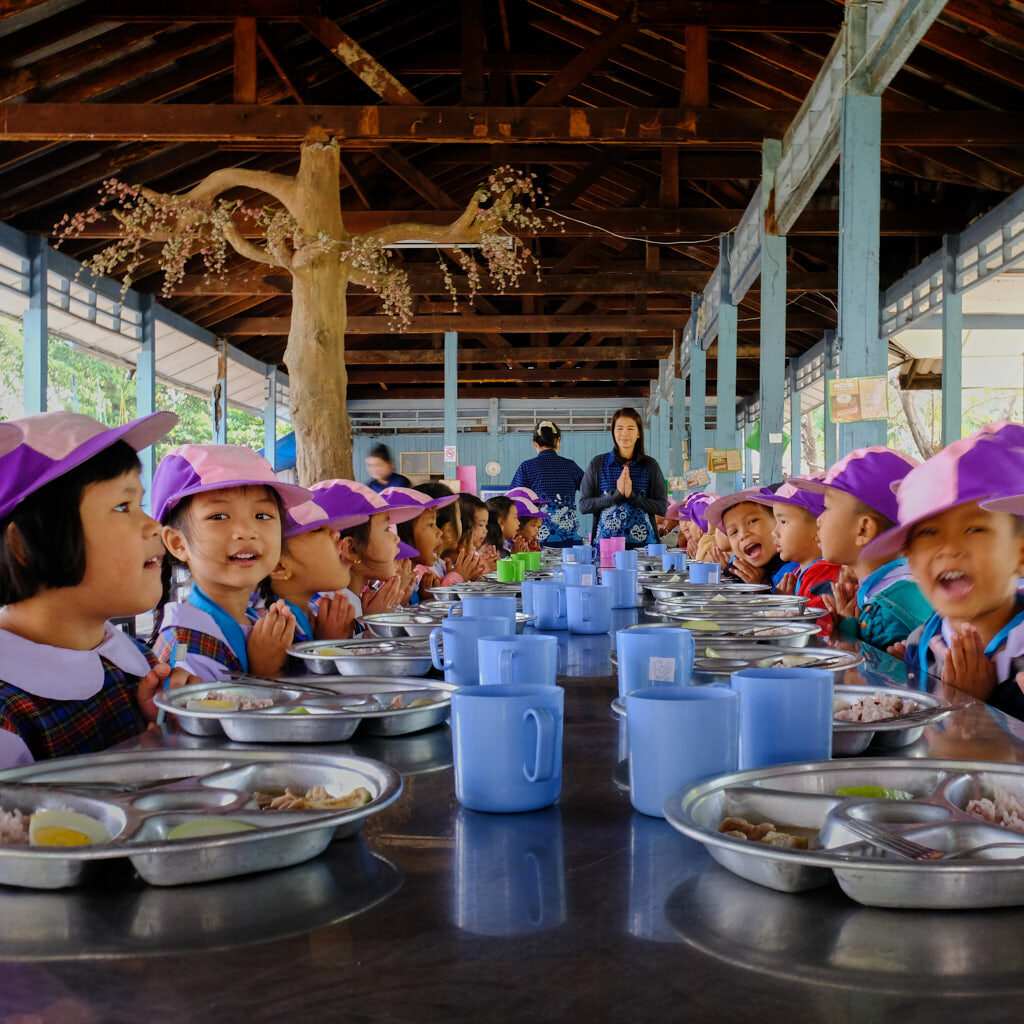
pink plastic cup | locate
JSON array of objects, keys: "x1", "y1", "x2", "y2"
[{"x1": 599, "y1": 536, "x2": 626, "y2": 568}]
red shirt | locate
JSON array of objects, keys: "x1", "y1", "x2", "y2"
[{"x1": 795, "y1": 559, "x2": 842, "y2": 637}]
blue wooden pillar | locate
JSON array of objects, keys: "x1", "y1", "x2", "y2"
[
  {"x1": 715, "y1": 235, "x2": 742, "y2": 492},
  {"x1": 263, "y1": 369, "x2": 278, "y2": 472},
  {"x1": 941, "y1": 234, "x2": 963, "y2": 447},
  {"x1": 672, "y1": 375, "x2": 687, "y2": 480},
  {"x1": 689, "y1": 295, "x2": 707, "y2": 481},
  {"x1": 487, "y1": 397, "x2": 500, "y2": 482},
  {"x1": 759, "y1": 139, "x2": 787, "y2": 484},
  {"x1": 444, "y1": 330, "x2": 458, "y2": 476},
  {"x1": 657, "y1": 363, "x2": 670, "y2": 478},
  {"x1": 23, "y1": 235, "x2": 48, "y2": 414},
  {"x1": 212, "y1": 337, "x2": 228, "y2": 443},
  {"x1": 789, "y1": 360, "x2": 802, "y2": 478},
  {"x1": 837, "y1": 90, "x2": 886, "y2": 454},
  {"x1": 823, "y1": 331, "x2": 838, "y2": 468},
  {"x1": 742, "y1": 409, "x2": 754, "y2": 488},
  {"x1": 136, "y1": 294, "x2": 156, "y2": 503}
]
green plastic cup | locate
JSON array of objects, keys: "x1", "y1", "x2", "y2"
[
  {"x1": 496, "y1": 559, "x2": 519, "y2": 582},
  {"x1": 524, "y1": 551, "x2": 541, "y2": 571}
]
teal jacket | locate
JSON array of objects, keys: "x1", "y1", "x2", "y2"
[{"x1": 838, "y1": 579, "x2": 933, "y2": 652}]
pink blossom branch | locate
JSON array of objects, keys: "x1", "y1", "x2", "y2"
[
  {"x1": 166, "y1": 168, "x2": 298, "y2": 218},
  {"x1": 223, "y1": 218, "x2": 286, "y2": 269}
]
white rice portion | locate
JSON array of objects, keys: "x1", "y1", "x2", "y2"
[
  {"x1": 0, "y1": 807, "x2": 30, "y2": 845},
  {"x1": 966, "y1": 784, "x2": 1024, "y2": 834}
]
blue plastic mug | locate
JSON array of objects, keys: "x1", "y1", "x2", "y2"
[
  {"x1": 625, "y1": 686, "x2": 740, "y2": 818},
  {"x1": 451, "y1": 594, "x2": 518, "y2": 627},
  {"x1": 520, "y1": 577, "x2": 540, "y2": 616},
  {"x1": 725, "y1": 667, "x2": 833, "y2": 770},
  {"x1": 454, "y1": 806, "x2": 566, "y2": 935},
  {"x1": 661, "y1": 551, "x2": 687, "y2": 572},
  {"x1": 553, "y1": 562, "x2": 598, "y2": 588},
  {"x1": 572, "y1": 544, "x2": 594, "y2": 564},
  {"x1": 429, "y1": 616, "x2": 513, "y2": 687},
  {"x1": 616, "y1": 626, "x2": 695, "y2": 698},
  {"x1": 645, "y1": 543, "x2": 667, "y2": 557},
  {"x1": 532, "y1": 580, "x2": 568, "y2": 630},
  {"x1": 478, "y1": 634, "x2": 558, "y2": 686},
  {"x1": 613, "y1": 549, "x2": 639, "y2": 571},
  {"x1": 451, "y1": 683, "x2": 564, "y2": 812},
  {"x1": 689, "y1": 562, "x2": 722, "y2": 584},
  {"x1": 566, "y1": 583, "x2": 612, "y2": 635},
  {"x1": 601, "y1": 567, "x2": 639, "y2": 609},
  {"x1": 562, "y1": 548, "x2": 578, "y2": 564}
]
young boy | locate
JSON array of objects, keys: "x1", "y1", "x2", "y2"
[
  {"x1": 863, "y1": 423, "x2": 1024, "y2": 719},
  {"x1": 706, "y1": 488, "x2": 796, "y2": 590},
  {"x1": 792, "y1": 447, "x2": 932, "y2": 651},
  {"x1": 751, "y1": 477, "x2": 842, "y2": 633}
]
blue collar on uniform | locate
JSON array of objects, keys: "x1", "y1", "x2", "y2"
[{"x1": 187, "y1": 583, "x2": 254, "y2": 673}]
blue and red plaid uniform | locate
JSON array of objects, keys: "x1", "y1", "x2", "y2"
[
  {"x1": 152, "y1": 626, "x2": 244, "y2": 674},
  {"x1": 0, "y1": 636, "x2": 155, "y2": 761}
]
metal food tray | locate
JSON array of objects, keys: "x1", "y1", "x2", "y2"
[
  {"x1": 832, "y1": 684, "x2": 953, "y2": 756},
  {"x1": 633, "y1": 617, "x2": 820, "y2": 647},
  {"x1": 449, "y1": 580, "x2": 523, "y2": 598},
  {"x1": 0, "y1": 749, "x2": 402, "y2": 889},
  {"x1": 358, "y1": 611, "x2": 439, "y2": 637},
  {"x1": 664, "y1": 758, "x2": 1024, "y2": 909},
  {"x1": 156, "y1": 678, "x2": 456, "y2": 742},
  {"x1": 654, "y1": 604, "x2": 821, "y2": 624},
  {"x1": 645, "y1": 581, "x2": 770, "y2": 599},
  {"x1": 289, "y1": 637, "x2": 434, "y2": 676},
  {"x1": 690, "y1": 645, "x2": 864, "y2": 684},
  {"x1": 654, "y1": 594, "x2": 812, "y2": 617}
]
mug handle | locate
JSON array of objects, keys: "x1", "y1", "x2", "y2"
[
  {"x1": 557, "y1": 588, "x2": 567, "y2": 619},
  {"x1": 523, "y1": 707, "x2": 555, "y2": 783},
  {"x1": 498, "y1": 647, "x2": 515, "y2": 685},
  {"x1": 446, "y1": 601, "x2": 462, "y2": 619},
  {"x1": 429, "y1": 627, "x2": 451, "y2": 671},
  {"x1": 552, "y1": 566, "x2": 565, "y2": 583}
]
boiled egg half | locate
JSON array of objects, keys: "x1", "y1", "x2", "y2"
[{"x1": 29, "y1": 809, "x2": 111, "y2": 847}]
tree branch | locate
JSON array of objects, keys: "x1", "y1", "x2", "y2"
[
  {"x1": 169, "y1": 167, "x2": 299, "y2": 217},
  {"x1": 356, "y1": 192, "x2": 484, "y2": 248},
  {"x1": 223, "y1": 218, "x2": 285, "y2": 269}
]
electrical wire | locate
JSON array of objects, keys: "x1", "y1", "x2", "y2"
[{"x1": 550, "y1": 209, "x2": 723, "y2": 247}]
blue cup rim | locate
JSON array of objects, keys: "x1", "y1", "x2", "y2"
[
  {"x1": 442, "y1": 615, "x2": 513, "y2": 632},
  {"x1": 453, "y1": 682, "x2": 563, "y2": 699},
  {"x1": 477, "y1": 634, "x2": 557, "y2": 647},
  {"x1": 729, "y1": 667, "x2": 832, "y2": 683},
  {"x1": 625, "y1": 685, "x2": 737, "y2": 702}
]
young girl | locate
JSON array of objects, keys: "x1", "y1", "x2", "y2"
[
  {"x1": 486, "y1": 495, "x2": 521, "y2": 556},
  {"x1": 0, "y1": 411, "x2": 196, "y2": 768},
  {"x1": 263, "y1": 486, "x2": 371, "y2": 641},
  {"x1": 507, "y1": 489, "x2": 548, "y2": 552},
  {"x1": 150, "y1": 444, "x2": 315, "y2": 681},
  {"x1": 863, "y1": 423, "x2": 1024, "y2": 719},
  {"x1": 707, "y1": 489, "x2": 796, "y2": 589},
  {"x1": 794, "y1": 447, "x2": 932, "y2": 652},
  {"x1": 458, "y1": 493, "x2": 494, "y2": 571},
  {"x1": 753, "y1": 479, "x2": 842, "y2": 633}
]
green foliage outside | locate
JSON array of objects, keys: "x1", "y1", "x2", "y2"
[{"x1": 0, "y1": 316, "x2": 288, "y2": 464}]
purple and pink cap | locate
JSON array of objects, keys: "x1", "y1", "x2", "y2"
[
  {"x1": 790, "y1": 446, "x2": 919, "y2": 525},
  {"x1": 311, "y1": 480, "x2": 423, "y2": 527},
  {"x1": 758, "y1": 473, "x2": 828, "y2": 518},
  {"x1": 705, "y1": 488, "x2": 776, "y2": 533},
  {"x1": 0, "y1": 410, "x2": 179, "y2": 521},
  {"x1": 506, "y1": 486, "x2": 548, "y2": 507},
  {"x1": 151, "y1": 444, "x2": 314, "y2": 525},
  {"x1": 864, "y1": 422, "x2": 1024, "y2": 559},
  {"x1": 680, "y1": 491, "x2": 715, "y2": 532},
  {"x1": 380, "y1": 485, "x2": 459, "y2": 519}
]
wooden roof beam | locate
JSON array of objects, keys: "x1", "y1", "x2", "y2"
[{"x1": 93, "y1": 1, "x2": 325, "y2": 18}]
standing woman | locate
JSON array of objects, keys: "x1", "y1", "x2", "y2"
[
  {"x1": 579, "y1": 407, "x2": 668, "y2": 549},
  {"x1": 509, "y1": 420, "x2": 585, "y2": 548},
  {"x1": 364, "y1": 444, "x2": 411, "y2": 494}
]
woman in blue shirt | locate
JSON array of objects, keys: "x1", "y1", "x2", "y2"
[
  {"x1": 365, "y1": 444, "x2": 411, "y2": 494},
  {"x1": 510, "y1": 421, "x2": 585, "y2": 547}
]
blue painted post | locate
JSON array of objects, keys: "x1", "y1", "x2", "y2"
[
  {"x1": 487, "y1": 397, "x2": 500, "y2": 483},
  {"x1": 789, "y1": 360, "x2": 802, "y2": 478},
  {"x1": 716, "y1": 235, "x2": 742, "y2": 492},
  {"x1": 657, "y1": 363, "x2": 670, "y2": 479},
  {"x1": 136, "y1": 294, "x2": 156, "y2": 504},
  {"x1": 212, "y1": 337, "x2": 228, "y2": 443},
  {"x1": 742, "y1": 409, "x2": 754, "y2": 488},
  {"x1": 263, "y1": 370, "x2": 278, "y2": 472},
  {"x1": 689, "y1": 296, "x2": 707, "y2": 483},
  {"x1": 759, "y1": 139, "x2": 787, "y2": 484},
  {"x1": 941, "y1": 234, "x2": 963, "y2": 447},
  {"x1": 823, "y1": 331, "x2": 838, "y2": 468},
  {"x1": 444, "y1": 330, "x2": 458, "y2": 478},
  {"x1": 23, "y1": 235, "x2": 48, "y2": 414},
  {"x1": 837, "y1": 89, "x2": 886, "y2": 454},
  {"x1": 672, "y1": 376, "x2": 687, "y2": 480}
]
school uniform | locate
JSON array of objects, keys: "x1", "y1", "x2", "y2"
[
  {"x1": 837, "y1": 558, "x2": 933, "y2": 651},
  {"x1": 904, "y1": 601, "x2": 1024, "y2": 721},
  {"x1": 0, "y1": 624, "x2": 155, "y2": 768}
]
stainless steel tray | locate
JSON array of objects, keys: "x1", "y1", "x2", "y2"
[
  {"x1": 449, "y1": 580, "x2": 523, "y2": 598},
  {"x1": 664, "y1": 758, "x2": 1024, "y2": 909},
  {"x1": 646, "y1": 581, "x2": 770, "y2": 599},
  {"x1": 658, "y1": 592, "x2": 810, "y2": 612},
  {"x1": 629, "y1": 617, "x2": 819, "y2": 647},
  {"x1": 358, "y1": 611, "x2": 440, "y2": 637},
  {"x1": 289, "y1": 637, "x2": 434, "y2": 676},
  {"x1": 156, "y1": 677, "x2": 456, "y2": 742},
  {"x1": 832, "y1": 684, "x2": 953, "y2": 756},
  {"x1": 690, "y1": 644, "x2": 864, "y2": 683},
  {"x1": 654, "y1": 600, "x2": 816, "y2": 622},
  {"x1": 0, "y1": 749, "x2": 402, "y2": 889}
]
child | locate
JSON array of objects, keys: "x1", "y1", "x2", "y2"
[
  {"x1": 264, "y1": 487, "x2": 371, "y2": 642},
  {"x1": 486, "y1": 495, "x2": 521, "y2": 556},
  {"x1": 150, "y1": 444, "x2": 315, "y2": 681},
  {"x1": 458, "y1": 493, "x2": 494, "y2": 571},
  {"x1": 752, "y1": 478, "x2": 842, "y2": 633},
  {"x1": 324, "y1": 481, "x2": 419, "y2": 618},
  {"x1": 706, "y1": 489, "x2": 796, "y2": 589},
  {"x1": 863, "y1": 423, "x2": 1024, "y2": 719},
  {"x1": 386, "y1": 485, "x2": 477, "y2": 600},
  {"x1": 508, "y1": 490, "x2": 548, "y2": 552},
  {"x1": 0, "y1": 411, "x2": 196, "y2": 767},
  {"x1": 793, "y1": 447, "x2": 932, "y2": 652}
]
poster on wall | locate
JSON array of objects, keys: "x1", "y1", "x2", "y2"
[
  {"x1": 828, "y1": 376, "x2": 888, "y2": 422},
  {"x1": 685, "y1": 468, "x2": 711, "y2": 488},
  {"x1": 707, "y1": 449, "x2": 742, "y2": 473}
]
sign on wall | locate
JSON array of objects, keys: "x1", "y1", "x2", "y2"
[{"x1": 828, "y1": 376, "x2": 888, "y2": 423}]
